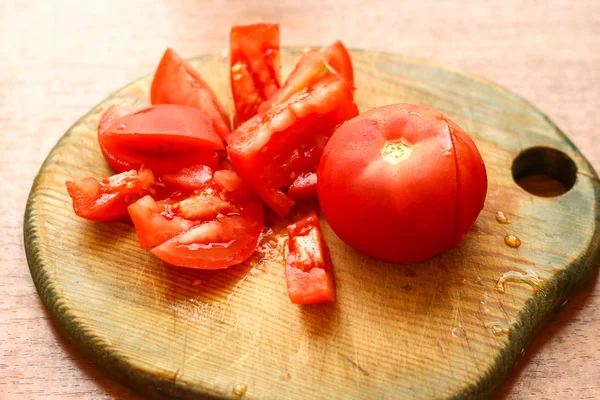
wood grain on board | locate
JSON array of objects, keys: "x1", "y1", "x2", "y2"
[
  {"x1": 2, "y1": 1, "x2": 600, "y2": 399},
  {"x1": 23, "y1": 48, "x2": 600, "y2": 399}
]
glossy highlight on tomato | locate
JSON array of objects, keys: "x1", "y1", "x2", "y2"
[
  {"x1": 98, "y1": 104, "x2": 224, "y2": 174},
  {"x1": 285, "y1": 211, "x2": 335, "y2": 304},
  {"x1": 317, "y1": 103, "x2": 487, "y2": 263},
  {"x1": 230, "y1": 23, "x2": 281, "y2": 125}
]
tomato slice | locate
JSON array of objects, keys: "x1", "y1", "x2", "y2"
[
  {"x1": 227, "y1": 52, "x2": 358, "y2": 217},
  {"x1": 151, "y1": 48, "x2": 231, "y2": 141},
  {"x1": 287, "y1": 172, "x2": 317, "y2": 201},
  {"x1": 98, "y1": 104, "x2": 224, "y2": 174},
  {"x1": 128, "y1": 169, "x2": 264, "y2": 269},
  {"x1": 230, "y1": 23, "x2": 281, "y2": 125},
  {"x1": 66, "y1": 168, "x2": 155, "y2": 221},
  {"x1": 285, "y1": 211, "x2": 335, "y2": 304},
  {"x1": 322, "y1": 40, "x2": 354, "y2": 86}
]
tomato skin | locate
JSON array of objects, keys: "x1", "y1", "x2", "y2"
[
  {"x1": 128, "y1": 169, "x2": 264, "y2": 269},
  {"x1": 230, "y1": 23, "x2": 281, "y2": 125},
  {"x1": 98, "y1": 105, "x2": 135, "y2": 172},
  {"x1": 448, "y1": 118, "x2": 488, "y2": 245},
  {"x1": 285, "y1": 211, "x2": 335, "y2": 304},
  {"x1": 151, "y1": 48, "x2": 231, "y2": 141},
  {"x1": 322, "y1": 40, "x2": 354, "y2": 86},
  {"x1": 98, "y1": 104, "x2": 223, "y2": 174},
  {"x1": 228, "y1": 52, "x2": 358, "y2": 217},
  {"x1": 317, "y1": 104, "x2": 487, "y2": 264},
  {"x1": 66, "y1": 168, "x2": 155, "y2": 221},
  {"x1": 287, "y1": 172, "x2": 317, "y2": 201}
]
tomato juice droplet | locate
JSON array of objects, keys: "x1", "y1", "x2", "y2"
[
  {"x1": 504, "y1": 234, "x2": 521, "y2": 248},
  {"x1": 484, "y1": 321, "x2": 510, "y2": 336},
  {"x1": 495, "y1": 211, "x2": 510, "y2": 224},
  {"x1": 381, "y1": 138, "x2": 413, "y2": 165},
  {"x1": 233, "y1": 383, "x2": 248, "y2": 396},
  {"x1": 117, "y1": 123, "x2": 127, "y2": 130},
  {"x1": 495, "y1": 269, "x2": 540, "y2": 293}
]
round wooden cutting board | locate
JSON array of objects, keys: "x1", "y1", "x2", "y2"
[{"x1": 24, "y1": 48, "x2": 600, "y2": 399}]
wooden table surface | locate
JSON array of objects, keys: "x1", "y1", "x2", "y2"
[{"x1": 1, "y1": 1, "x2": 598, "y2": 399}]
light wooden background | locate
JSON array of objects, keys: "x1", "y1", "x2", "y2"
[{"x1": 1, "y1": 1, "x2": 598, "y2": 399}]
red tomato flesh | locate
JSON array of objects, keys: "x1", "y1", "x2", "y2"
[
  {"x1": 317, "y1": 104, "x2": 487, "y2": 263},
  {"x1": 66, "y1": 168, "x2": 155, "y2": 221},
  {"x1": 156, "y1": 164, "x2": 214, "y2": 199},
  {"x1": 230, "y1": 23, "x2": 281, "y2": 125},
  {"x1": 285, "y1": 211, "x2": 335, "y2": 304},
  {"x1": 228, "y1": 51, "x2": 358, "y2": 217},
  {"x1": 151, "y1": 48, "x2": 231, "y2": 141},
  {"x1": 128, "y1": 168, "x2": 264, "y2": 269},
  {"x1": 322, "y1": 40, "x2": 354, "y2": 86},
  {"x1": 98, "y1": 104, "x2": 224, "y2": 174}
]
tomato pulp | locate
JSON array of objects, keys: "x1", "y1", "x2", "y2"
[
  {"x1": 230, "y1": 23, "x2": 281, "y2": 125},
  {"x1": 317, "y1": 103, "x2": 487, "y2": 263},
  {"x1": 285, "y1": 211, "x2": 335, "y2": 304}
]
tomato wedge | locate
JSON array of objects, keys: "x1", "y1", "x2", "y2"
[
  {"x1": 128, "y1": 168, "x2": 263, "y2": 269},
  {"x1": 66, "y1": 168, "x2": 155, "y2": 221},
  {"x1": 227, "y1": 51, "x2": 358, "y2": 217},
  {"x1": 230, "y1": 23, "x2": 281, "y2": 125},
  {"x1": 285, "y1": 211, "x2": 335, "y2": 304},
  {"x1": 98, "y1": 104, "x2": 224, "y2": 174},
  {"x1": 322, "y1": 40, "x2": 354, "y2": 86},
  {"x1": 151, "y1": 48, "x2": 231, "y2": 141}
]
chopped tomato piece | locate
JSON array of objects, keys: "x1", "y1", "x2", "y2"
[
  {"x1": 322, "y1": 40, "x2": 354, "y2": 86},
  {"x1": 285, "y1": 211, "x2": 335, "y2": 304},
  {"x1": 66, "y1": 168, "x2": 155, "y2": 221},
  {"x1": 230, "y1": 23, "x2": 281, "y2": 125},
  {"x1": 227, "y1": 51, "x2": 358, "y2": 217},
  {"x1": 151, "y1": 48, "x2": 231, "y2": 141},
  {"x1": 128, "y1": 170, "x2": 263, "y2": 269},
  {"x1": 287, "y1": 172, "x2": 317, "y2": 201},
  {"x1": 98, "y1": 104, "x2": 223, "y2": 174}
]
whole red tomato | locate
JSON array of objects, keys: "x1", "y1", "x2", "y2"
[{"x1": 317, "y1": 103, "x2": 487, "y2": 263}]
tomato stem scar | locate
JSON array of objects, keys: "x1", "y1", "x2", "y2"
[{"x1": 381, "y1": 138, "x2": 414, "y2": 165}]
